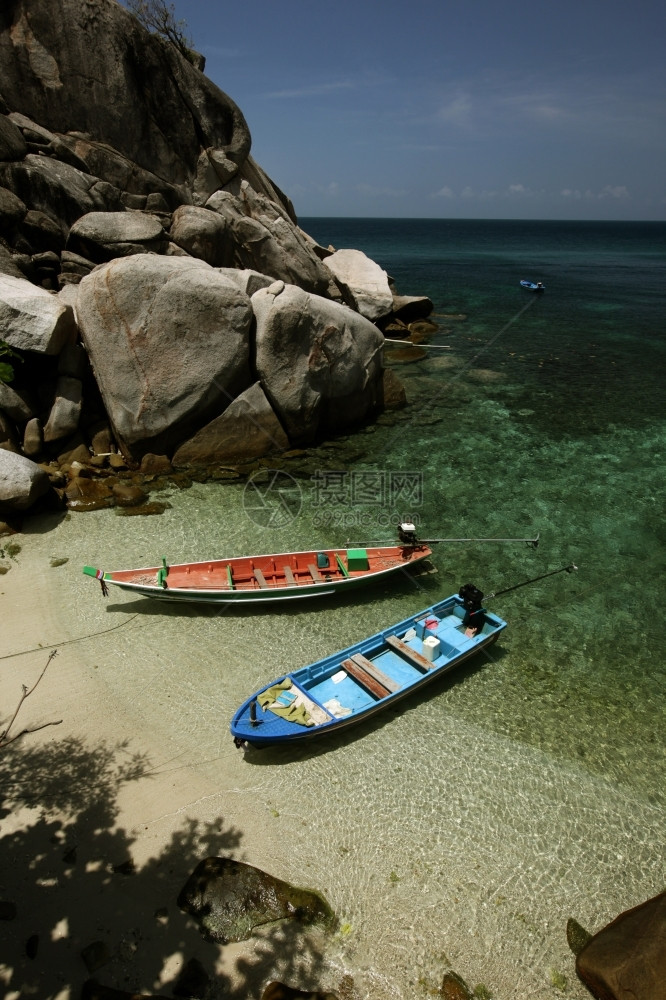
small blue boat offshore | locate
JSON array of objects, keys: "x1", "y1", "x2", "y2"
[
  {"x1": 230, "y1": 585, "x2": 507, "y2": 749},
  {"x1": 520, "y1": 279, "x2": 545, "y2": 292}
]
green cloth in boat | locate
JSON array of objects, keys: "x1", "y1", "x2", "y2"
[
  {"x1": 258, "y1": 679, "x2": 313, "y2": 727},
  {"x1": 258, "y1": 678, "x2": 292, "y2": 708}
]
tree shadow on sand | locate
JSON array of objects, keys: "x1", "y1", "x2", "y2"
[{"x1": 0, "y1": 732, "x2": 333, "y2": 999}]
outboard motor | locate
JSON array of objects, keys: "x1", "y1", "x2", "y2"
[
  {"x1": 398, "y1": 521, "x2": 418, "y2": 546},
  {"x1": 459, "y1": 582, "x2": 484, "y2": 612},
  {"x1": 458, "y1": 582, "x2": 485, "y2": 635}
]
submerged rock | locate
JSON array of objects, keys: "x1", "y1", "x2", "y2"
[
  {"x1": 177, "y1": 856, "x2": 336, "y2": 943},
  {"x1": 566, "y1": 916, "x2": 592, "y2": 957},
  {"x1": 440, "y1": 971, "x2": 473, "y2": 1000}
]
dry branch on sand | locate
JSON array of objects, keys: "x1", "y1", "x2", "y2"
[{"x1": 0, "y1": 650, "x2": 62, "y2": 749}]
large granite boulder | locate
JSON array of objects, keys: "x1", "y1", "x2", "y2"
[
  {"x1": 0, "y1": 272, "x2": 76, "y2": 354},
  {"x1": 0, "y1": 243, "x2": 27, "y2": 280},
  {"x1": 391, "y1": 292, "x2": 434, "y2": 323},
  {"x1": 76, "y1": 255, "x2": 253, "y2": 458},
  {"x1": 0, "y1": 449, "x2": 50, "y2": 510},
  {"x1": 217, "y1": 267, "x2": 275, "y2": 298},
  {"x1": 168, "y1": 204, "x2": 233, "y2": 267},
  {"x1": 43, "y1": 375, "x2": 82, "y2": 442},
  {"x1": 575, "y1": 891, "x2": 666, "y2": 1000},
  {"x1": 173, "y1": 381, "x2": 289, "y2": 466},
  {"x1": 207, "y1": 184, "x2": 333, "y2": 296},
  {"x1": 252, "y1": 281, "x2": 384, "y2": 444},
  {"x1": 0, "y1": 112, "x2": 27, "y2": 160},
  {"x1": 0, "y1": 0, "x2": 250, "y2": 193},
  {"x1": 0, "y1": 382, "x2": 35, "y2": 423},
  {"x1": 177, "y1": 857, "x2": 335, "y2": 944},
  {"x1": 323, "y1": 248, "x2": 394, "y2": 322},
  {"x1": 0, "y1": 154, "x2": 122, "y2": 230},
  {"x1": 0, "y1": 410, "x2": 19, "y2": 451},
  {"x1": 0, "y1": 185, "x2": 27, "y2": 228},
  {"x1": 53, "y1": 132, "x2": 183, "y2": 205},
  {"x1": 67, "y1": 211, "x2": 168, "y2": 262}
]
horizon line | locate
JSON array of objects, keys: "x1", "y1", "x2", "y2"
[{"x1": 297, "y1": 215, "x2": 666, "y2": 223}]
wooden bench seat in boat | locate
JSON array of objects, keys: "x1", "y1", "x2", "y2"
[
  {"x1": 349, "y1": 653, "x2": 400, "y2": 693},
  {"x1": 283, "y1": 565, "x2": 296, "y2": 586},
  {"x1": 308, "y1": 563, "x2": 323, "y2": 582},
  {"x1": 254, "y1": 568, "x2": 268, "y2": 588},
  {"x1": 385, "y1": 634, "x2": 433, "y2": 673},
  {"x1": 340, "y1": 658, "x2": 391, "y2": 699}
]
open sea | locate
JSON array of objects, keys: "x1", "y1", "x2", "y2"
[{"x1": 10, "y1": 218, "x2": 666, "y2": 998}]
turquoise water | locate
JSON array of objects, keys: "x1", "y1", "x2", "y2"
[
  {"x1": 301, "y1": 218, "x2": 666, "y2": 795},
  {"x1": 8, "y1": 219, "x2": 666, "y2": 998}
]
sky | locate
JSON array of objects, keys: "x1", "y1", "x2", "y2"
[{"x1": 155, "y1": 0, "x2": 665, "y2": 220}]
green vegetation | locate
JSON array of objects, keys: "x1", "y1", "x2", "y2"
[
  {"x1": 549, "y1": 968, "x2": 567, "y2": 990},
  {"x1": 1, "y1": 541, "x2": 21, "y2": 561},
  {"x1": 0, "y1": 340, "x2": 22, "y2": 384}
]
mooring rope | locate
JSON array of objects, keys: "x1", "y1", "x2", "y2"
[{"x1": 0, "y1": 614, "x2": 142, "y2": 661}]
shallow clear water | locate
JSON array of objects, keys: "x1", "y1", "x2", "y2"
[{"x1": 7, "y1": 219, "x2": 666, "y2": 998}]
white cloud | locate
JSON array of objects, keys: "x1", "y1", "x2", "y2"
[
  {"x1": 436, "y1": 91, "x2": 473, "y2": 125},
  {"x1": 580, "y1": 185, "x2": 631, "y2": 200},
  {"x1": 599, "y1": 184, "x2": 630, "y2": 199},
  {"x1": 433, "y1": 186, "x2": 454, "y2": 198},
  {"x1": 264, "y1": 80, "x2": 354, "y2": 99}
]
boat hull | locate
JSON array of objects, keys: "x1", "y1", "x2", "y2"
[
  {"x1": 83, "y1": 544, "x2": 432, "y2": 604},
  {"x1": 230, "y1": 594, "x2": 507, "y2": 747}
]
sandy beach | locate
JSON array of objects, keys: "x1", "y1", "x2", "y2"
[
  {"x1": 2, "y1": 488, "x2": 665, "y2": 1000},
  {"x1": 0, "y1": 515, "x2": 338, "y2": 1000}
]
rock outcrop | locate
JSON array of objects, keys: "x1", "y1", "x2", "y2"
[
  {"x1": 177, "y1": 856, "x2": 336, "y2": 944},
  {"x1": 0, "y1": 0, "x2": 429, "y2": 513},
  {"x1": 0, "y1": 272, "x2": 75, "y2": 353},
  {"x1": 173, "y1": 382, "x2": 289, "y2": 466},
  {"x1": 0, "y1": 449, "x2": 50, "y2": 511},
  {"x1": 252, "y1": 281, "x2": 384, "y2": 444},
  {"x1": 76, "y1": 256, "x2": 253, "y2": 458},
  {"x1": 575, "y1": 891, "x2": 666, "y2": 1000},
  {"x1": 323, "y1": 248, "x2": 394, "y2": 322}
]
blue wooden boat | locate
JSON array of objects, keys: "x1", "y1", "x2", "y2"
[
  {"x1": 230, "y1": 586, "x2": 507, "y2": 748},
  {"x1": 520, "y1": 279, "x2": 545, "y2": 292}
]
